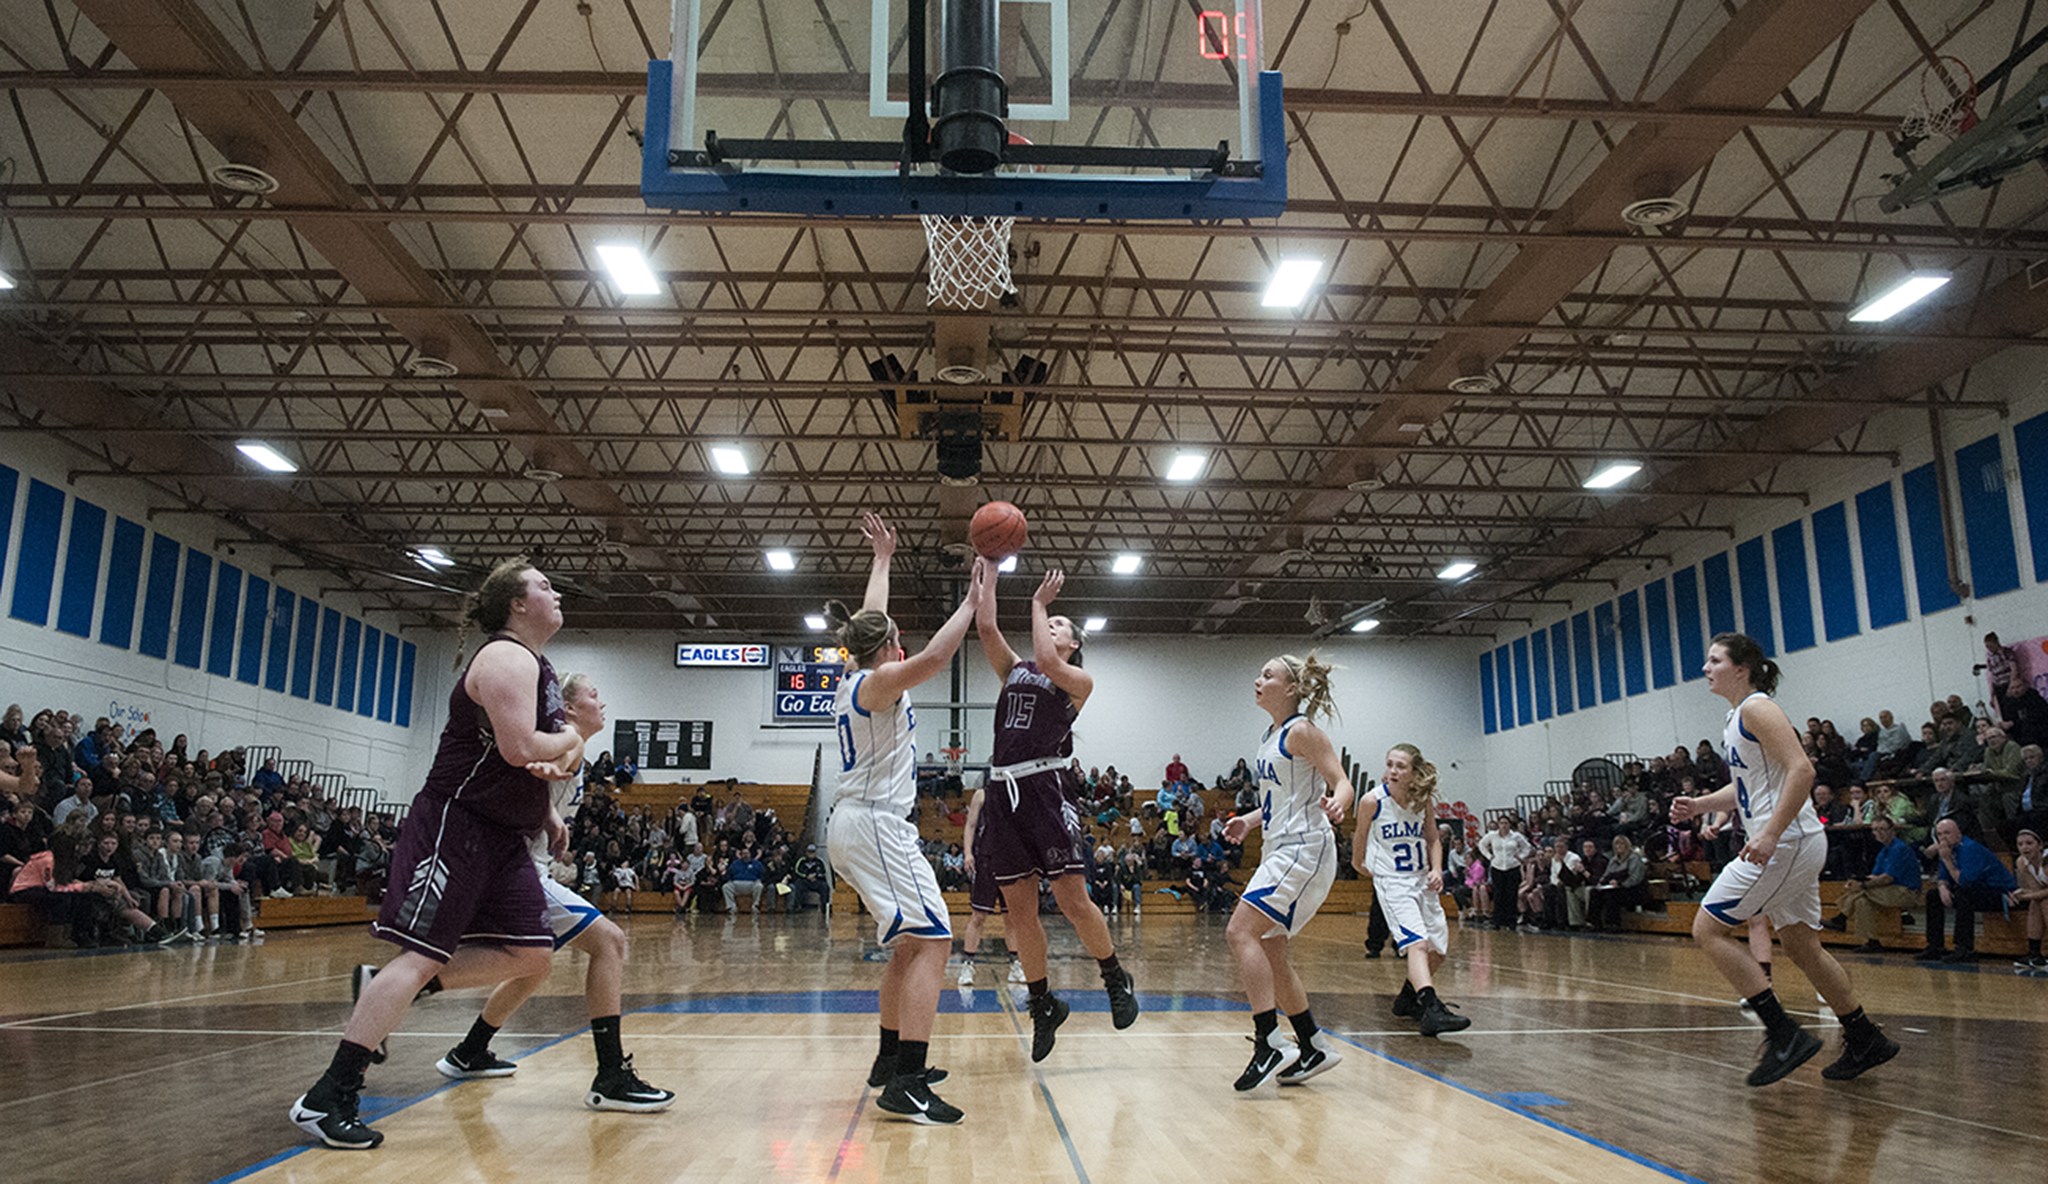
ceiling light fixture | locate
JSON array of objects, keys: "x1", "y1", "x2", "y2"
[
  {"x1": 411, "y1": 546, "x2": 456, "y2": 571},
  {"x1": 1083, "y1": 617, "x2": 1108, "y2": 632},
  {"x1": 1349, "y1": 617, "x2": 1382, "y2": 633},
  {"x1": 209, "y1": 162, "x2": 280, "y2": 195},
  {"x1": 1620, "y1": 196, "x2": 1690, "y2": 227},
  {"x1": 235, "y1": 441, "x2": 297, "y2": 473},
  {"x1": 1849, "y1": 271, "x2": 1951, "y2": 322},
  {"x1": 1437, "y1": 560, "x2": 1477, "y2": 581},
  {"x1": 710, "y1": 445, "x2": 750, "y2": 476},
  {"x1": 998, "y1": 555, "x2": 1018, "y2": 573},
  {"x1": 404, "y1": 355, "x2": 459, "y2": 379},
  {"x1": 765, "y1": 549, "x2": 796, "y2": 572},
  {"x1": 0, "y1": 270, "x2": 16, "y2": 291},
  {"x1": 1583, "y1": 460, "x2": 1644, "y2": 490},
  {"x1": 524, "y1": 467, "x2": 563, "y2": 483},
  {"x1": 804, "y1": 614, "x2": 828, "y2": 631},
  {"x1": 1165, "y1": 450, "x2": 1208, "y2": 482},
  {"x1": 1112, "y1": 554, "x2": 1143, "y2": 575},
  {"x1": 1261, "y1": 258, "x2": 1323, "y2": 309},
  {"x1": 597, "y1": 243, "x2": 662, "y2": 297}
]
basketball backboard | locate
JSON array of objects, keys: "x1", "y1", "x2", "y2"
[{"x1": 642, "y1": 0, "x2": 1285, "y2": 219}]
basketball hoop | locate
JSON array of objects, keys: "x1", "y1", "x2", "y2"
[
  {"x1": 939, "y1": 746, "x2": 968, "y2": 773},
  {"x1": 921, "y1": 132, "x2": 1031, "y2": 310},
  {"x1": 1900, "y1": 56, "x2": 1980, "y2": 147}
]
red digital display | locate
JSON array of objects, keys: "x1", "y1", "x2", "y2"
[{"x1": 1197, "y1": 11, "x2": 1256, "y2": 62}]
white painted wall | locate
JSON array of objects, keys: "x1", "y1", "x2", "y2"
[
  {"x1": 0, "y1": 435, "x2": 451, "y2": 797},
  {"x1": 1480, "y1": 347, "x2": 2048, "y2": 802}
]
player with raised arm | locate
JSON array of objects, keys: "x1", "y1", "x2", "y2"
[
  {"x1": 972, "y1": 557, "x2": 1139, "y2": 1064},
  {"x1": 1354, "y1": 742, "x2": 1472, "y2": 1039},
  {"x1": 1224, "y1": 654, "x2": 1355, "y2": 1090},
  {"x1": 1670, "y1": 633, "x2": 1900, "y2": 1087},
  {"x1": 828, "y1": 513, "x2": 982, "y2": 1124}
]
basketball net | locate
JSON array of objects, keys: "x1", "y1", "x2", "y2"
[
  {"x1": 922, "y1": 215, "x2": 1016, "y2": 309},
  {"x1": 1900, "y1": 56, "x2": 1979, "y2": 145}
]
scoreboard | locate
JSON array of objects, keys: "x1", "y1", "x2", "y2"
[
  {"x1": 611, "y1": 719, "x2": 714, "y2": 770},
  {"x1": 772, "y1": 643, "x2": 848, "y2": 725}
]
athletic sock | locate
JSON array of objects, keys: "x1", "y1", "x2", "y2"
[
  {"x1": 878, "y1": 1026, "x2": 900, "y2": 1058},
  {"x1": 898, "y1": 1039, "x2": 929, "y2": 1078},
  {"x1": 321, "y1": 1039, "x2": 377, "y2": 1093},
  {"x1": 1836, "y1": 1006, "x2": 1880, "y2": 1047},
  {"x1": 1252, "y1": 1008, "x2": 1279, "y2": 1043},
  {"x1": 1746, "y1": 988, "x2": 1798, "y2": 1042},
  {"x1": 2030, "y1": 939, "x2": 2043, "y2": 958},
  {"x1": 1759, "y1": 960, "x2": 1773, "y2": 982},
  {"x1": 590, "y1": 1015, "x2": 623, "y2": 1073},
  {"x1": 456, "y1": 1017, "x2": 500, "y2": 1057},
  {"x1": 1288, "y1": 1008, "x2": 1320, "y2": 1045},
  {"x1": 1097, "y1": 954, "x2": 1123, "y2": 986},
  {"x1": 1027, "y1": 978, "x2": 1049, "y2": 1001}
]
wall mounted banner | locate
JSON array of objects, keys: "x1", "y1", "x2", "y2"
[{"x1": 675, "y1": 643, "x2": 768, "y2": 667}]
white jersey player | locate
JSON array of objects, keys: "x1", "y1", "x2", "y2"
[
  {"x1": 1223, "y1": 654, "x2": 1354, "y2": 1091},
  {"x1": 1352, "y1": 743, "x2": 1470, "y2": 1039},
  {"x1": 1671, "y1": 633, "x2": 1898, "y2": 1088},
  {"x1": 822, "y1": 511, "x2": 982, "y2": 1125}
]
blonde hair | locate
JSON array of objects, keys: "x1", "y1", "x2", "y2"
[
  {"x1": 1273, "y1": 652, "x2": 1338, "y2": 722},
  {"x1": 1389, "y1": 742, "x2": 1439, "y2": 817},
  {"x1": 561, "y1": 671, "x2": 597, "y2": 703},
  {"x1": 825, "y1": 600, "x2": 897, "y2": 668}
]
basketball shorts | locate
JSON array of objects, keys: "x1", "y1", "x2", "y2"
[
  {"x1": 541, "y1": 870, "x2": 605, "y2": 950},
  {"x1": 827, "y1": 799, "x2": 952, "y2": 946},
  {"x1": 982, "y1": 769, "x2": 1085, "y2": 883},
  {"x1": 1701, "y1": 831, "x2": 1826, "y2": 930},
  {"x1": 372, "y1": 796, "x2": 552, "y2": 963},
  {"x1": 1241, "y1": 830, "x2": 1337, "y2": 938},
  {"x1": 968, "y1": 842, "x2": 1006, "y2": 914},
  {"x1": 1378, "y1": 876, "x2": 1450, "y2": 955}
]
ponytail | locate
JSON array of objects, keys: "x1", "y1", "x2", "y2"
[
  {"x1": 1273, "y1": 652, "x2": 1339, "y2": 723},
  {"x1": 1390, "y1": 742, "x2": 1439, "y2": 817}
]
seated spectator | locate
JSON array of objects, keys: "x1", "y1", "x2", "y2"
[
  {"x1": 1, "y1": 797, "x2": 44, "y2": 892},
  {"x1": 2013, "y1": 829, "x2": 2047, "y2": 969},
  {"x1": 252, "y1": 759, "x2": 284, "y2": 798},
  {"x1": 1997, "y1": 669, "x2": 2048, "y2": 751},
  {"x1": 1918, "y1": 818, "x2": 2019, "y2": 963},
  {"x1": 288, "y1": 823, "x2": 330, "y2": 894},
  {"x1": 1516, "y1": 856, "x2": 1547, "y2": 929},
  {"x1": 1542, "y1": 837, "x2": 1588, "y2": 930},
  {"x1": 2015, "y1": 744, "x2": 2047, "y2": 844},
  {"x1": 939, "y1": 842, "x2": 967, "y2": 891},
  {"x1": 1924, "y1": 768, "x2": 1974, "y2": 841},
  {"x1": 1873, "y1": 781, "x2": 1924, "y2": 844},
  {"x1": 1169, "y1": 831, "x2": 1197, "y2": 872},
  {"x1": 1117, "y1": 847, "x2": 1145, "y2": 914},
  {"x1": 50, "y1": 780, "x2": 96, "y2": 829},
  {"x1": 1164, "y1": 753, "x2": 1189, "y2": 787},
  {"x1": 1088, "y1": 855, "x2": 1117, "y2": 912},
  {"x1": 1829, "y1": 817, "x2": 1920, "y2": 951},
  {"x1": 1589, "y1": 835, "x2": 1647, "y2": 931},
  {"x1": 1912, "y1": 723, "x2": 1945, "y2": 775},
  {"x1": 789, "y1": 845, "x2": 829, "y2": 912},
  {"x1": 723, "y1": 846, "x2": 766, "y2": 914},
  {"x1": 203, "y1": 842, "x2": 253, "y2": 939},
  {"x1": 607, "y1": 859, "x2": 638, "y2": 913},
  {"x1": 1849, "y1": 717, "x2": 1882, "y2": 781}
]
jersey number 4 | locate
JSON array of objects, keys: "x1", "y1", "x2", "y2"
[{"x1": 1735, "y1": 775, "x2": 1750, "y2": 816}]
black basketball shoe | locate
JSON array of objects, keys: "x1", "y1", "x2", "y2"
[
  {"x1": 867, "y1": 1054, "x2": 949, "y2": 1088},
  {"x1": 1392, "y1": 981, "x2": 1419, "y2": 1018},
  {"x1": 877, "y1": 1073, "x2": 964, "y2": 1125},
  {"x1": 586, "y1": 1055, "x2": 676, "y2": 1112},
  {"x1": 1105, "y1": 968, "x2": 1141, "y2": 1030},
  {"x1": 1418, "y1": 994, "x2": 1471, "y2": 1037},
  {"x1": 1746, "y1": 1027, "x2": 1822, "y2": 1087},
  {"x1": 1819, "y1": 1030, "x2": 1900, "y2": 1081},
  {"x1": 1029, "y1": 993, "x2": 1070, "y2": 1063},
  {"x1": 436, "y1": 1046, "x2": 518, "y2": 1079},
  {"x1": 1278, "y1": 1031, "x2": 1344, "y2": 1085},
  {"x1": 1233, "y1": 1031, "x2": 1300, "y2": 1092},
  {"x1": 289, "y1": 1084, "x2": 384, "y2": 1150}
]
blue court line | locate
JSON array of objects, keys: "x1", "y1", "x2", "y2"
[
  {"x1": 996, "y1": 990, "x2": 1093, "y2": 1184},
  {"x1": 1326, "y1": 1031, "x2": 1710, "y2": 1184},
  {"x1": 824, "y1": 1088, "x2": 870, "y2": 1183}
]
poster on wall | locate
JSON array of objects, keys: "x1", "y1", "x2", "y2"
[
  {"x1": 107, "y1": 699, "x2": 154, "y2": 744},
  {"x1": 612, "y1": 719, "x2": 714, "y2": 770}
]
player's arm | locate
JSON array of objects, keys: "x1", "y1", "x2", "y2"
[
  {"x1": 859, "y1": 511, "x2": 895, "y2": 613},
  {"x1": 1741, "y1": 699, "x2": 1816, "y2": 862},
  {"x1": 1288, "y1": 721, "x2": 1355, "y2": 822},
  {"x1": 962, "y1": 789, "x2": 984, "y2": 873},
  {"x1": 1670, "y1": 784, "x2": 1738, "y2": 822},
  {"x1": 1029, "y1": 570, "x2": 1094, "y2": 710},
  {"x1": 972, "y1": 557, "x2": 1022, "y2": 678},
  {"x1": 468, "y1": 642, "x2": 582, "y2": 766},
  {"x1": 1349, "y1": 794, "x2": 1381, "y2": 875},
  {"x1": 859, "y1": 571, "x2": 983, "y2": 709}
]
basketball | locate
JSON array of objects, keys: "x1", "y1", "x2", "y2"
[{"x1": 970, "y1": 501, "x2": 1028, "y2": 559}]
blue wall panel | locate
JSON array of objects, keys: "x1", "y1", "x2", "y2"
[
  {"x1": 1902, "y1": 463, "x2": 1960, "y2": 614},
  {"x1": 238, "y1": 575, "x2": 269, "y2": 686},
  {"x1": 1954, "y1": 434, "x2": 2020, "y2": 597},
  {"x1": 265, "y1": 587, "x2": 294, "y2": 692},
  {"x1": 1671, "y1": 565, "x2": 1705, "y2": 680},
  {"x1": 337, "y1": 618, "x2": 362, "y2": 712},
  {"x1": 1572, "y1": 612, "x2": 1597, "y2": 707},
  {"x1": 396, "y1": 643, "x2": 418, "y2": 728},
  {"x1": 1618, "y1": 590, "x2": 1648, "y2": 696},
  {"x1": 206, "y1": 564, "x2": 241, "y2": 678},
  {"x1": 1735, "y1": 537, "x2": 1776, "y2": 655},
  {"x1": 9, "y1": 480, "x2": 65, "y2": 626},
  {"x1": 1531, "y1": 629, "x2": 1554, "y2": 720},
  {"x1": 1810, "y1": 502, "x2": 1860, "y2": 642},
  {"x1": 314, "y1": 607, "x2": 341, "y2": 706},
  {"x1": 174, "y1": 552, "x2": 212, "y2": 669},
  {"x1": 0, "y1": 465, "x2": 15, "y2": 590},
  {"x1": 1480, "y1": 651, "x2": 1498, "y2": 734},
  {"x1": 1549, "y1": 621, "x2": 1575, "y2": 715},
  {"x1": 291, "y1": 597, "x2": 319, "y2": 699},
  {"x1": 2018, "y1": 411, "x2": 2048, "y2": 583},
  {"x1": 1494, "y1": 645, "x2": 1517, "y2": 730},
  {"x1": 1855, "y1": 482, "x2": 1909, "y2": 628},
  {"x1": 99, "y1": 517, "x2": 144, "y2": 650},
  {"x1": 1512, "y1": 637, "x2": 1534, "y2": 726},
  {"x1": 1771, "y1": 522, "x2": 1816, "y2": 652},
  {"x1": 376, "y1": 634, "x2": 399, "y2": 723},
  {"x1": 56, "y1": 499, "x2": 106, "y2": 637},
  {"x1": 356, "y1": 628, "x2": 382, "y2": 718},
  {"x1": 138, "y1": 537, "x2": 180, "y2": 659},
  {"x1": 1702, "y1": 551, "x2": 1737, "y2": 637},
  {"x1": 1643, "y1": 578, "x2": 1676, "y2": 689},
  {"x1": 1593, "y1": 602, "x2": 1622, "y2": 704}
]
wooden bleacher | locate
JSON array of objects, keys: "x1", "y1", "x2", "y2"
[
  {"x1": 1612, "y1": 879, "x2": 2026, "y2": 955},
  {"x1": 606, "y1": 782, "x2": 813, "y2": 831}
]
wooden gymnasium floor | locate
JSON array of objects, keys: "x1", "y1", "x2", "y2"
[{"x1": 3, "y1": 908, "x2": 2042, "y2": 1184}]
